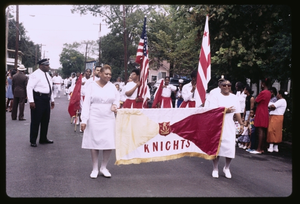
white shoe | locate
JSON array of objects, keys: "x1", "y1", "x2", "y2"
[
  {"x1": 90, "y1": 170, "x2": 99, "y2": 179},
  {"x1": 223, "y1": 167, "x2": 232, "y2": 179},
  {"x1": 100, "y1": 168, "x2": 111, "y2": 178},
  {"x1": 273, "y1": 145, "x2": 279, "y2": 152},
  {"x1": 249, "y1": 150, "x2": 262, "y2": 155},
  {"x1": 268, "y1": 144, "x2": 274, "y2": 152},
  {"x1": 212, "y1": 170, "x2": 219, "y2": 178}
]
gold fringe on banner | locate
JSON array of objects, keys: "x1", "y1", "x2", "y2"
[{"x1": 115, "y1": 151, "x2": 218, "y2": 165}]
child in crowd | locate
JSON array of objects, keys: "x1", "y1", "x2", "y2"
[
  {"x1": 246, "y1": 110, "x2": 256, "y2": 152},
  {"x1": 234, "y1": 115, "x2": 242, "y2": 146},
  {"x1": 238, "y1": 120, "x2": 251, "y2": 149}
]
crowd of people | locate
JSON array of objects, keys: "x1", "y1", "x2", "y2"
[
  {"x1": 6, "y1": 60, "x2": 288, "y2": 180},
  {"x1": 233, "y1": 79, "x2": 288, "y2": 155}
]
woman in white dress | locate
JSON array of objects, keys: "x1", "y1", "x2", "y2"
[
  {"x1": 205, "y1": 80, "x2": 243, "y2": 179},
  {"x1": 80, "y1": 65, "x2": 120, "y2": 179}
]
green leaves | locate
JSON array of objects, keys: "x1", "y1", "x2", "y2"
[{"x1": 59, "y1": 44, "x2": 85, "y2": 77}]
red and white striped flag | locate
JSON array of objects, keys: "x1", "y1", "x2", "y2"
[
  {"x1": 196, "y1": 15, "x2": 211, "y2": 105},
  {"x1": 135, "y1": 17, "x2": 149, "y2": 106}
]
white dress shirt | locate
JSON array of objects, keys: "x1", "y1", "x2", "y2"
[
  {"x1": 161, "y1": 84, "x2": 177, "y2": 97},
  {"x1": 236, "y1": 91, "x2": 246, "y2": 113},
  {"x1": 27, "y1": 68, "x2": 54, "y2": 102},
  {"x1": 181, "y1": 82, "x2": 202, "y2": 107},
  {"x1": 182, "y1": 82, "x2": 195, "y2": 102},
  {"x1": 52, "y1": 75, "x2": 63, "y2": 84},
  {"x1": 124, "y1": 81, "x2": 138, "y2": 100}
]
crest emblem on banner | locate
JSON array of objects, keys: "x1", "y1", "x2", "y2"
[{"x1": 159, "y1": 122, "x2": 171, "y2": 136}]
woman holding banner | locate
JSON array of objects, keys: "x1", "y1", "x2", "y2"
[
  {"x1": 205, "y1": 79, "x2": 243, "y2": 179},
  {"x1": 80, "y1": 65, "x2": 120, "y2": 179}
]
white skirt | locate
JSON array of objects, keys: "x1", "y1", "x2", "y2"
[
  {"x1": 218, "y1": 113, "x2": 236, "y2": 158},
  {"x1": 82, "y1": 103, "x2": 116, "y2": 150}
]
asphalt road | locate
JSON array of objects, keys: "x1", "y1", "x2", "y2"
[{"x1": 5, "y1": 92, "x2": 293, "y2": 198}]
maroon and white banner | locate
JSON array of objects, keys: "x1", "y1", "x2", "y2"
[{"x1": 115, "y1": 107, "x2": 226, "y2": 165}]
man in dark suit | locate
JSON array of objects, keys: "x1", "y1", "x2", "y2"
[{"x1": 11, "y1": 65, "x2": 28, "y2": 120}]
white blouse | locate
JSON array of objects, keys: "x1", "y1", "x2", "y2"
[{"x1": 269, "y1": 99, "x2": 287, "y2": 115}]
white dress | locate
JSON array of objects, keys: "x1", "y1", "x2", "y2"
[
  {"x1": 205, "y1": 93, "x2": 241, "y2": 158},
  {"x1": 81, "y1": 81, "x2": 120, "y2": 150}
]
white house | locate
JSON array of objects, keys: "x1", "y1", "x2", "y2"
[{"x1": 148, "y1": 58, "x2": 170, "y2": 82}]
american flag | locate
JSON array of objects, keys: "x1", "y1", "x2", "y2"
[
  {"x1": 196, "y1": 15, "x2": 211, "y2": 105},
  {"x1": 135, "y1": 17, "x2": 149, "y2": 105}
]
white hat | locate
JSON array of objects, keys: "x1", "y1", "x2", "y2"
[{"x1": 17, "y1": 65, "x2": 27, "y2": 71}]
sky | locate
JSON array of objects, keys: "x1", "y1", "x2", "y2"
[{"x1": 11, "y1": 5, "x2": 111, "y2": 69}]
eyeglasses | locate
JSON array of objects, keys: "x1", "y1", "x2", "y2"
[{"x1": 221, "y1": 84, "x2": 232, "y2": 88}]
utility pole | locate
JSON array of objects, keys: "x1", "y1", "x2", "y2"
[
  {"x1": 5, "y1": 7, "x2": 10, "y2": 72},
  {"x1": 93, "y1": 22, "x2": 107, "y2": 66},
  {"x1": 39, "y1": 44, "x2": 46, "y2": 59},
  {"x1": 35, "y1": 44, "x2": 38, "y2": 70},
  {"x1": 98, "y1": 23, "x2": 101, "y2": 66},
  {"x1": 123, "y1": 5, "x2": 128, "y2": 82},
  {"x1": 85, "y1": 42, "x2": 88, "y2": 70},
  {"x1": 14, "y1": 5, "x2": 19, "y2": 70}
]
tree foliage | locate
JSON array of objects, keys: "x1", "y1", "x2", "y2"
[
  {"x1": 59, "y1": 43, "x2": 85, "y2": 78},
  {"x1": 70, "y1": 4, "x2": 291, "y2": 87},
  {"x1": 71, "y1": 5, "x2": 159, "y2": 81},
  {"x1": 171, "y1": 5, "x2": 292, "y2": 86},
  {"x1": 7, "y1": 17, "x2": 41, "y2": 70}
]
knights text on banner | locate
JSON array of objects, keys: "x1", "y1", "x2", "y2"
[{"x1": 115, "y1": 107, "x2": 226, "y2": 165}]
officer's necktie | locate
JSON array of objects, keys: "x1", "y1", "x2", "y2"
[{"x1": 44, "y1": 72, "x2": 52, "y2": 97}]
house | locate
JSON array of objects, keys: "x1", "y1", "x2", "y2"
[
  {"x1": 6, "y1": 49, "x2": 23, "y2": 71},
  {"x1": 148, "y1": 58, "x2": 170, "y2": 82}
]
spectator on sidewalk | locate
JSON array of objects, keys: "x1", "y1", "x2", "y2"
[
  {"x1": 243, "y1": 85, "x2": 255, "y2": 122},
  {"x1": 11, "y1": 65, "x2": 28, "y2": 121},
  {"x1": 267, "y1": 89, "x2": 287, "y2": 153},
  {"x1": 250, "y1": 78, "x2": 271, "y2": 155},
  {"x1": 6, "y1": 69, "x2": 16, "y2": 112},
  {"x1": 235, "y1": 81, "x2": 246, "y2": 118}
]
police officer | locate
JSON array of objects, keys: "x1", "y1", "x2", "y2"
[{"x1": 26, "y1": 59, "x2": 55, "y2": 147}]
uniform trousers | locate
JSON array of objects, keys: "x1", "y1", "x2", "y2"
[{"x1": 30, "y1": 92, "x2": 51, "y2": 144}]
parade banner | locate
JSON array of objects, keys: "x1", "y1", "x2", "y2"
[{"x1": 115, "y1": 107, "x2": 226, "y2": 165}]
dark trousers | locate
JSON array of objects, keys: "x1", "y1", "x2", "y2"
[
  {"x1": 11, "y1": 96, "x2": 26, "y2": 120},
  {"x1": 29, "y1": 93, "x2": 51, "y2": 144},
  {"x1": 250, "y1": 131, "x2": 257, "y2": 150}
]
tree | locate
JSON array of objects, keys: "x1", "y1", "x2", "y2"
[
  {"x1": 59, "y1": 43, "x2": 85, "y2": 78},
  {"x1": 7, "y1": 17, "x2": 40, "y2": 70},
  {"x1": 185, "y1": 5, "x2": 291, "y2": 83},
  {"x1": 71, "y1": 5, "x2": 159, "y2": 81}
]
